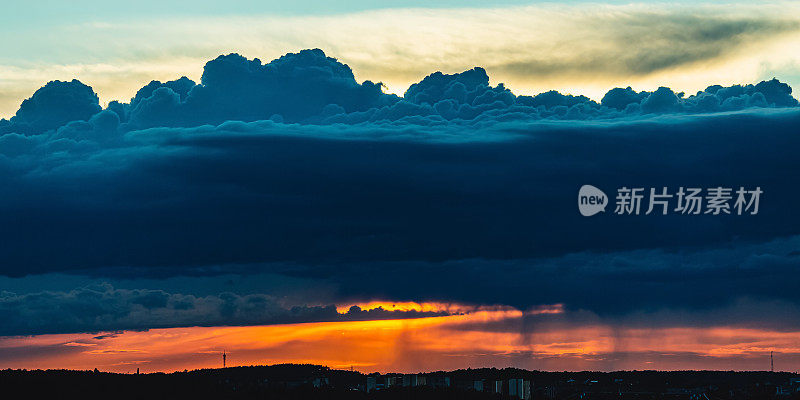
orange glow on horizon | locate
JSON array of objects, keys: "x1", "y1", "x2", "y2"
[
  {"x1": 335, "y1": 301, "x2": 473, "y2": 314},
  {"x1": 2, "y1": 307, "x2": 799, "y2": 374},
  {"x1": 334, "y1": 301, "x2": 564, "y2": 315}
]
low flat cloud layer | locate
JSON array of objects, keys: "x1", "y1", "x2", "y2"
[
  {"x1": 0, "y1": 283, "x2": 449, "y2": 336},
  {"x1": 1, "y1": 48, "x2": 799, "y2": 337}
]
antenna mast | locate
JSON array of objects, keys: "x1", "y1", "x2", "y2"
[
  {"x1": 770, "y1": 351, "x2": 774, "y2": 372},
  {"x1": 223, "y1": 350, "x2": 227, "y2": 369}
]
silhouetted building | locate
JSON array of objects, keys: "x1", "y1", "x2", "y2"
[
  {"x1": 403, "y1": 374, "x2": 424, "y2": 387},
  {"x1": 429, "y1": 376, "x2": 451, "y2": 388},
  {"x1": 493, "y1": 380, "x2": 503, "y2": 394},
  {"x1": 312, "y1": 376, "x2": 329, "y2": 388},
  {"x1": 508, "y1": 378, "x2": 531, "y2": 400},
  {"x1": 2, "y1": 364, "x2": 799, "y2": 400}
]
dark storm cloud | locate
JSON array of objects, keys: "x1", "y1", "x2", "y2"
[
  {"x1": 1, "y1": 49, "x2": 799, "y2": 334},
  {"x1": 0, "y1": 283, "x2": 447, "y2": 336},
  {"x1": 125, "y1": 49, "x2": 395, "y2": 127},
  {"x1": 0, "y1": 108, "x2": 799, "y2": 327},
  {"x1": 492, "y1": 13, "x2": 800, "y2": 78},
  {"x1": 8, "y1": 79, "x2": 101, "y2": 135},
  {"x1": 319, "y1": 237, "x2": 800, "y2": 329},
  {"x1": 1, "y1": 49, "x2": 796, "y2": 134},
  {"x1": 3, "y1": 109, "x2": 799, "y2": 275}
]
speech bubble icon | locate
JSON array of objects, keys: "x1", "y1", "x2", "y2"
[{"x1": 578, "y1": 185, "x2": 607, "y2": 216}]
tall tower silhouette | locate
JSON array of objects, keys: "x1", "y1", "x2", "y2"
[
  {"x1": 223, "y1": 350, "x2": 226, "y2": 368},
  {"x1": 771, "y1": 351, "x2": 774, "y2": 372}
]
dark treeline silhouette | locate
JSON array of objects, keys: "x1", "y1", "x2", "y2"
[{"x1": 2, "y1": 364, "x2": 799, "y2": 400}]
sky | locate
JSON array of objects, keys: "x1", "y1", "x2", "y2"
[
  {"x1": 2, "y1": 1, "x2": 800, "y2": 374},
  {"x1": 2, "y1": 1, "x2": 800, "y2": 118}
]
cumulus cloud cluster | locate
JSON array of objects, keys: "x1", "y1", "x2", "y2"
[
  {"x1": 0, "y1": 49, "x2": 797, "y2": 137},
  {"x1": 1, "y1": 49, "x2": 799, "y2": 335}
]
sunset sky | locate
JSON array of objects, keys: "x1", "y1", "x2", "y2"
[
  {"x1": 5, "y1": 303, "x2": 800, "y2": 374},
  {"x1": 2, "y1": 1, "x2": 800, "y2": 117},
  {"x1": 2, "y1": 1, "x2": 800, "y2": 374}
]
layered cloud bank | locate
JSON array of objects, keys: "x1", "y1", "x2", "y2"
[
  {"x1": 0, "y1": 283, "x2": 452, "y2": 336},
  {"x1": 1, "y1": 49, "x2": 800, "y2": 337},
  {"x1": 2, "y1": 49, "x2": 797, "y2": 135}
]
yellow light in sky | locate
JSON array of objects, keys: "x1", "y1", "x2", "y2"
[
  {"x1": 2, "y1": 305, "x2": 799, "y2": 374},
  {"x1": 2, "y1": 3, "x2": 800, "y2": 118}
]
